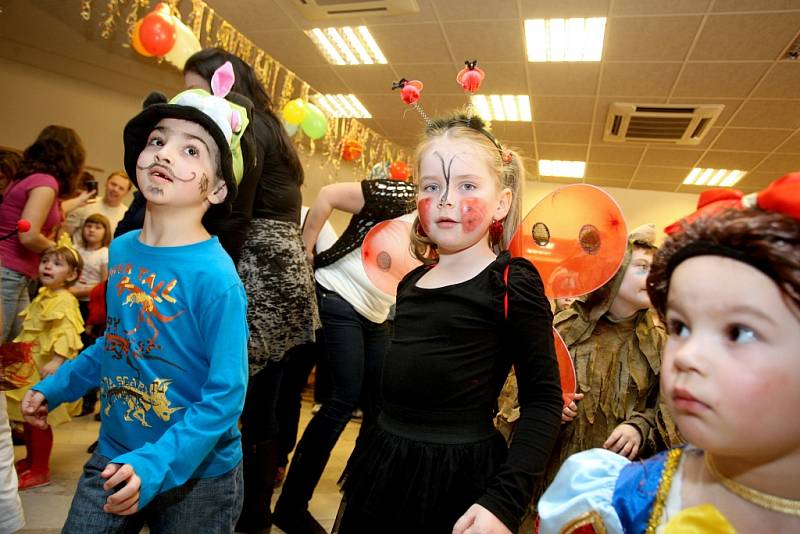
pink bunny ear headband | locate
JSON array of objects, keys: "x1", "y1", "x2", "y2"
[
  {"x1": 123, "y1": 61, "x2": 253, "y2": 199},
  {"x1": 393, "y1": 60, "x2": 513, "y2": 165}
]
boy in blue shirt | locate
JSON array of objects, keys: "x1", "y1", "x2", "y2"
[{"x1": 22, "y1": 62, "x2": 252, "y2": 533}]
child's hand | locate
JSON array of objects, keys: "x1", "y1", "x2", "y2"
[
  {"x1": 452, "y1": 504, "x2": 512, "y2": 534},
  {"x1": 101, "y1": 463, "x2": 141, "y2": 515},
  {"x1": 561, "y1": 393, "x2": 584, "y2": 423},
  {"x1": 603, "y1": 423, "x2": 642, "y2": 460},
  {"x1": 21, "y1": 390, "x2": 50, "y2": 430},
  {"x1": 40, "y1": 355, "x2": 65, "y2": 378}
]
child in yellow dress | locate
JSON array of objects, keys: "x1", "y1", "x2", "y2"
[{"x1": 6, "y1": 233, "x2": 84, "y2": 489}]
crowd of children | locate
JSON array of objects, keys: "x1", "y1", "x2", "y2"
[{"x1": 1, "y1": 47, "x2": 798, "y2": 534}]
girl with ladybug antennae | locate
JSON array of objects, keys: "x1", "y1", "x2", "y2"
[{"x1": 332, "y1": 99, "x2": 563, "y2": 532}]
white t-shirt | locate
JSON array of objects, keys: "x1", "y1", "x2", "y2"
[
  {"x1": 66, "y1": 200, "x2": 129, "y2": 242},
  {"x1": 73, "y1": 245, "x2": 109, "y2": 301}
]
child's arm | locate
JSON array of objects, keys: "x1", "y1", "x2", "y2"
[
  {"x1": 33, "y1": 336, "x2": 105, "y2": 409},
  {"x1": 39, "y1": 355, "x2": 66, "y2": 378},
  {"x1": 108, "y1": 283, "x2": 248, "y2": 510},
  {"x1": 473, "y1": 259, "x2": 564, "y2": 533}
]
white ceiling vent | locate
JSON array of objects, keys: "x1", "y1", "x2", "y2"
[
  {"x1": 603, "y1": 103, "x2": 724, "y2": 145},
  {"x1": 292, "y1": 0, "x2": 420, "y2": 19}
]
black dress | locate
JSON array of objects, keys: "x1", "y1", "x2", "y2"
[{"x1": 337, "y1": 252, "x2": 563, "y2": 533}]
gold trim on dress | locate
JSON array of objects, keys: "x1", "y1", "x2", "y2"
[
  {"x1": 560, "y1": 510, "x2": 608, "y2": 534},
  {"x1": 645, "y1": 448, "x2": 683, "y2": 533}
]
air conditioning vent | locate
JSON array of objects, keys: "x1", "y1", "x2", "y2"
[
  {"x1": 603, "y1": 103, "x2": 723, "y2": 145},
  {"x1": 292, "y1": 0, "x2": 419, "y2": 19}
]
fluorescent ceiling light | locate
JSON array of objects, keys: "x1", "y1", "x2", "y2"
[
  {"x1": 525, "y1": 17, "x2": 606, "y2": 62},
  {"x1": 683, "y1": 168, "x2": 745, "y2": 187},
  {"x1": 471, "y1": 95, "x2": 532, "y2": 122},
  {"x1": 306, "y1": 26, "x2": 388, "y2": 65},
  {"x1": 314, "y1": 94, "x2": 372, "y2": 119},
  {"x1": 538, "y1": 160, "x2": 586, "y2": 179}
]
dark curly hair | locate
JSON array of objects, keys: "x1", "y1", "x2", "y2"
[
  {"x1": 647, "y1": 208, "x2": 800, "y2": 317},
  {"x1": 15, "y1": 125, "x2": 86, "y2": 197}
]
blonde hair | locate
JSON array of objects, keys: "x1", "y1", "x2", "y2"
[
  {"x1": 41, "y1": 244, "x2": 83, "y2": 288},
  {"x1": 410, "y1": 114, "x2": 524, "y2": 263}
]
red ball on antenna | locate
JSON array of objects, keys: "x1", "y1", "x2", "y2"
[
  {"x1": 17, "y1": 219, "x2": 31, "y2": 233},
  {"x1": 457, "y1": 60, "x2": 485, "y2": 93},
  {"x1": 401, "y1": 82, "x2": 422, "y2": 105}
]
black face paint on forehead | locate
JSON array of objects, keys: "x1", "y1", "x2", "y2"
[{"x1": 433, "y1": 151, "x2": 458, "y2": 207}]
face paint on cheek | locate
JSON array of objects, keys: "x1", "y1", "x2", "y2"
[
  {"x1": 417, "y1": 198, "x2": 433, "y2": 234},
  {"x1": 460, "y1": 198, "x2": 488, "y2": 233}
]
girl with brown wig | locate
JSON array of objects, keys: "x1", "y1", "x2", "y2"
[
  {"x1": 0, "y1": 125, "x2": 85, "y2": 344},
  {"x1": 537, "y1": 173, "x2": 800, "y2": 533}
]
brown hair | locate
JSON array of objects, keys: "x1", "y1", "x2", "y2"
[
  {"x1": 83, "y1": 213, "x2": 112, "y2": 248},
  {"x1": 15, "y1": 125, "x2": 86, "y2": 197},
  {"x1": 41, "y1": 244, "x2": 83, "y2": 288},
  {"x1": 409, "y1": 113, "x2": 524, "y2": 263},
  {"x1": 647, "y1": 208, "x2": 800, "y2": 316}
]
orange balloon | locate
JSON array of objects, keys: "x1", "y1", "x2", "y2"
[
  {"x1": 361, "y1": 219, "x2": 421, "y2": 296},
  {"x1": 510, "y1": 184, "x2": 628, "y2": 299},
  {"x1": 553, "y1": 328, "x2": 576, "y2": 408},
  {"x1": 131, "y1": 19, "x2": 153, "y2": 57}
]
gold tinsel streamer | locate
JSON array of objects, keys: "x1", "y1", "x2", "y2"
[{"x1": 78, "y1": 0, "x2": 403, "y2": 181}]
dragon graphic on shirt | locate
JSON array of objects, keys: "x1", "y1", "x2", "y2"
[{"x1": 102, "y1": 376, "x2": 184, "y2": 428}]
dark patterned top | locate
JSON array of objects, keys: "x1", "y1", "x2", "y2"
[{"x1": 314, "y1": 179, "x2": 417, "y2": 269}]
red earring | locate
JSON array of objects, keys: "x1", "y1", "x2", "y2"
[{"x1": 489, "y1": 218, "x2": 504, "y2": 245}]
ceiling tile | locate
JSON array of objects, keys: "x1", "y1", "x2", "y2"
[
  {"x1": 246, "y1": 30, "x2": 328, "y2": 67},
  {"x1": 604, "y1": 16, "x2": 702, "y2": 61},
  {"x1": 537, "y1": 143, "x2": 588, "y2": 161},
  {"x1": 776, "y1": 131, "x2": 800, "y2": 153},
  {"x1": 635, "y1": 166, "x2": 692, "y2": 183},
  {"x1": 428, "y1": 95, "x2": 474, "y2": 116},
  {"x1": 335, "y1": 64, "x2": 398, "y2": 94},
  {"x1": 735, "y1": 171, "x2": 785, "y2": 189},
  {"x1": 628, "y1": 181, "x2": 682, "y2": 192},
  {"x1": 612, "y1": 0, "x2": 712, "y2": 15},
  {"x1": 754, "y1": 63, "x2": 800, "y2": 98},
  {"x1": 585, "y1": 178, "x2": 630, "y2": 188},
  {"x1": 752, "y1": 153, "x2": 800, "y2": 173},
  {"x1": 362, "y1": 0, "x2": 438, "y2": 25},
  {"x1": 536, "y1": 123, "x2": 592, "y2": 144},
  {"x1": 378, "y1": 118, "x2": 421, "y2": 138},
  {"x1": 696, "y1": 150, "x2": 766, "y2": 169},
  {"x1": 599, "y1": 63, "x2": 681, "y2": 96},
  {"x1": 495, "y1": 122, "x2": 536, "y2": 143},
  {"x1": 585, "y1": 163, "x2": 637, "y2": 180},
  {"x1": 588, "y1": 145, "x2": 645, "y2": 164},
  {"x1": 356, "y1": 94, "x2": 399, "y2": 118},
  {"x1": 532, "y1": 96, "x2": 595, "y2": 123},
  {"x1": 711, "y1": 0, "x2": 800, "y2": 12},
  {"x1": 527, "y1": 63, "x2": 600, "y2": 96},
  {"x1": 672, "y1": 62, "x2": 770, "y2": 98},
  {"x1": 213, "y1": 0, "x2": 296, "y2": 33},
  {"x1": 690, "y1": 13, "x2": 800, "y2": 60},
  {"x1": 711, "y1": 128, "x2": 790, "y2": 151},
  {"x1": 518, "y1": 0, "x2": 610, "y2": 18},
  {"x1": 474, "y1": 62, "x2": 529, "y2": 94},
  {"x1": 729, "y1": 100, "x2": 800, "y2": 129},
  {"x1": 443, "y1": 20, "x2": 525, "y2": 62},
  {"x1": 435, "y1": 0, "x2": 519, "y2": 20},
  {"x1": 513, "y1": 142, "x2": 536, "y2": 160},
  {"x1": 369, "y1": 24, "x2": 452, "y2": 63},
  {"x1": 640, "y1": 147, "x2": 704, "y2": 167},
  {"x1": 292, "y1": 65, "x2": 350, "y2": 93}
]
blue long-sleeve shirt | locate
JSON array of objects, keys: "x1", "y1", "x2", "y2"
[{"x1": 36, "y1": 230, "x2": 248, "y2": 508}]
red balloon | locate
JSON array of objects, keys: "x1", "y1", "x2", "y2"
[
  {"x1": 456, "y1": 66, "x2": 485, "y2": 93},
  {"x1": 341, "y1": 139, "x2": 362, "y2": 161},
  {"x1": 389, "y1": 161, "x2": 410, "y2": 181},
  {"x1": 362, "y1": 219, "x2": 421, "y2": 296},
  {"x1": 139, "y1": 10, "x2": 176, "y2": 56},
  {"x1": 509, "y1": 184, "x2": 628, "y2": 299},
  {"x1": 553, "y1": 328, "x2": 577, "y2": 408}
]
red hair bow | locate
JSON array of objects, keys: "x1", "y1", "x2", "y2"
[{"x1": 749, "y1": 172, "x2": 800, "y2": 221}]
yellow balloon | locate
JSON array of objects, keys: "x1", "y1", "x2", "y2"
[
  {"x1": 163, "y1": 17, "x2": 201, "y2": 69},
  {"x1": 283, "y1": 99, "x2": 307, "y2": 125},
  {"x1": 131, "y1": 19, "x2": 154, "y2": 57}
]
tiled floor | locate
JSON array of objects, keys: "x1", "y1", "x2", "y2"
[{"x1": 13, "y1": 401, "x2": 359, "y2": 533}]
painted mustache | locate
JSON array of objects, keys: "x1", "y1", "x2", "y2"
[{"x1": 136, "y1": 161, "x2": 194, "y2": 183}]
